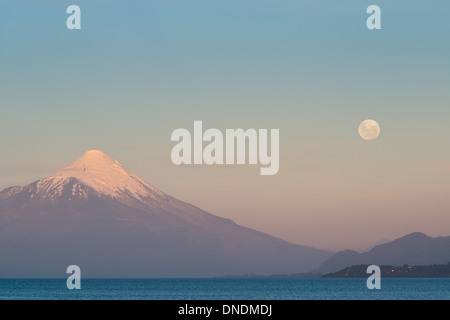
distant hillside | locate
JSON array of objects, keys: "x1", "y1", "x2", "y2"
[
  {"x1": 314, "y1": 232, "x2": 450, "y2": 274},
  {"x1": 322, "y1": 262, "x2": 450, "y2": 278}
]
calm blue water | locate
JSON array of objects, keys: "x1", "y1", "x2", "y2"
[{"x1": 0, "y1": 278, "x2": 448, "y2": 300}]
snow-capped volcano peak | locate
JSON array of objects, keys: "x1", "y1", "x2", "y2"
[{"x1": 37, "y1": 149, "x2": 164, "y2": 201}]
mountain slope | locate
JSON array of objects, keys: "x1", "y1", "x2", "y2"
[
  {"x1": 0, "y1": 150, "x2": 332, "y2": 277},
  {"x1": 314, "y1": 232, "x2": 450, "y2": 274}
]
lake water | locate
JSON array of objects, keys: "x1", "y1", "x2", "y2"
[{"x1": 0, "y1": 278, "x2": 448, "y2": 300}]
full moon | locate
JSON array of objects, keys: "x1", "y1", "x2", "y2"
[{"x1": 358, "y1": 119, "x2": 380, "y2": 141}]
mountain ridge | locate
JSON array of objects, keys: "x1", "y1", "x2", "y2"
[{"x1": 314, "y1": 232, "x2": 450, "y2": 274}]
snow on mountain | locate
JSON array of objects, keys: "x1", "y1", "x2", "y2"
[{"x1": 37, "y1": 149, "x2": 165, "y2": 202}]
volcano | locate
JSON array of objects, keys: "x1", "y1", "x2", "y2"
[{"x1": 0, "y1": 150, "x2": 331, "y2": 277}]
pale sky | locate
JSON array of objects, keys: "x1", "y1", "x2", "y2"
[{"x1": 1, "y1": 1, "x2": 449, "y2": 251}]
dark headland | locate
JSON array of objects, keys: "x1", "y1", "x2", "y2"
[{"x1": 322, "y1": 262, "x2": 450, "y2": 278}]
